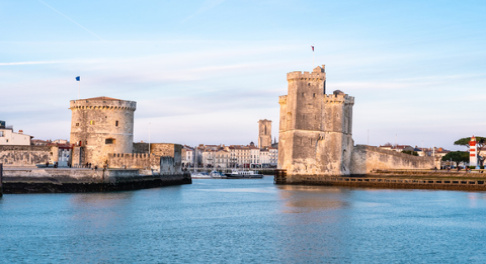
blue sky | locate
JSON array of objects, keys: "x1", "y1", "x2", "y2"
[{"x1": 1, "y1": 0, "x2": 485, "y2": 150}]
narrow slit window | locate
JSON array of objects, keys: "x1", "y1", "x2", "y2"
[{"x1": 115, "y1": 120, "x2": 119, "y2": 127}]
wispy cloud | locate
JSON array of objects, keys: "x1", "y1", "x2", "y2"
[
  {"x1": 0, "y1": 60, "x2": 63, "y2": 66},
  {"x1": 181, "y1": 0, "x2": 226, "y2": 23},
  {"x1": 37, "y1": 0, "x2": 104, "y2": 41}
]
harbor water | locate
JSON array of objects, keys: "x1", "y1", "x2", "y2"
[{"x1": 1, "y1": 176, "x2": 486, "y2": 263}]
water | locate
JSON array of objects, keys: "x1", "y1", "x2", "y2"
[{"x1": 1, "y1": 177, "x2": 486, "y2": 263}]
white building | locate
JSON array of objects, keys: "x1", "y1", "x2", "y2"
[
  {"x1": 0, "y1": 122, "x2": 32, "y2": 145},
  {"x1": 181, "y1": 145, "x2": 194, "y2": 168}
]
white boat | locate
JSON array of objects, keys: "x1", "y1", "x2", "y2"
[
  {"x1": 210, "y1": 170, "x2": 225, "y2": 178},
  {"x1": 224, "y1": 169, "x2": 264, "y2": 179},
  {"x1": 191, "y1": 172, "x2": 212, "y2": 179}
]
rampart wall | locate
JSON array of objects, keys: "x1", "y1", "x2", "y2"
[
  {"x1": 108, "y1": 153, "x2": 159, "y2": 170},
  {"x1": 132, "y1": 143, "x2": 182, "y2": 172},
  {"x1": 0, "y1": 145, "x2": 57, "y2": 167},
  {"x1": 350, "y1": 145, "x2": 435, "y2": 175}
]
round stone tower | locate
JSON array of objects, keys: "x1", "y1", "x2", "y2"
[{"x1": 69, "y1": 96, "x2": 136, "y2": 167}]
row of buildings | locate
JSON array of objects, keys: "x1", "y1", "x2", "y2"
[
  {"x1": 179, "y1": 119, "x2": 278, "y2": 169},
  {"x1": 181, "y1": 142, "x2": 278, "y2": 169}
]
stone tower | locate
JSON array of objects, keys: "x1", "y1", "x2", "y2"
[
  {"x1": 258, "y1": 119, "x2": 272, "y2": 149},
  {"x1": 70, "y1": 96, "x2": 136, "y2": 167},
  {"x1": 278, "y1": 65, "x2": 354, "y2": 179}
]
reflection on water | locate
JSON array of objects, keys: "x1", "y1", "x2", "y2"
[
  {"x1": 278, "y1": 185, "x2": 348, "y2": 213},
  {"x1": 70, "y1": 192, "x2": 134, "y2": 206},
  {"x1": 1, "y1": 178, "x2": 486, "y2": 263},
  {"x1": 69, "y1": 192, "x2": 134, "y2": 230}
]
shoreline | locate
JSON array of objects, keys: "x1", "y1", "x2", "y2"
[
  {"x1": 1, "y1": 167, "x2": 191, "y2": 194},
  {"x1": 274, "y1": 170, "x2": 486, "y2": 192}
]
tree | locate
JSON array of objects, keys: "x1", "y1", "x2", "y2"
[
  {"x1": 441, "y1": 151, "x2": 469, "y2": 164},
  {"x1": 454, "y1": 136, "x2": 485, "y2": 165},
  {"x1": 402, "y1": 150, "x2": 418, "y2": 156}
]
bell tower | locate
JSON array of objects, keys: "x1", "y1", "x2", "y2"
[{"x1": 258, "y1": 119, "x2": 272, "y2": 149}]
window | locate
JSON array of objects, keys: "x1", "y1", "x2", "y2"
[
  {"x1": 105, "y1": 138, "x2": 115, "y2": 144},
  {"x1": 76, "y1": 123, "x2": 79, "y2": 126},
  {"x1": 90, "y1": 120, "x2": 95, "y2": 125},
  {"x1": 115, "y1": 120, "x2": 119, "y2": 127},
  {"x1": 0, "y1": 131, "x2": 3, "y2": 137}
]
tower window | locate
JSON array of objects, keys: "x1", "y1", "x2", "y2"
[
  {"x1": 105, "y1": 138, "x2": 115, "y2": 144},
  {"x1": 76, "y1": 123, "x2": 79, "y2": 126},
  {"x1": 115, "y1": 120, "x2": 119, "y2": 127},
  {"x1": 90, "y1": 120, "x2": 95, "y2": 125}
]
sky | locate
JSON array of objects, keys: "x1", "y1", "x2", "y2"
[{"x1": 1, "y1": 0, "x2": 485, "y2": 150}]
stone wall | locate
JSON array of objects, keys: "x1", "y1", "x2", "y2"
[
  {"x1": 2, "y1": 168, "x2": 192, "y2": 193},
  {"x1": 133, "y1": 143, "x2": 182, "y2": 172},
  {"x1": 0, "y1": 145, "x2": 57, "y2": 167},
  {"x1": 350, "y1": 145, "x2": 435, "y2": 175},
  {"x1": 107, "y1": 153, "x2": 159, "y2": 170},
  {"x1": 161, "y1": 156, "x2": 182, "y2": 175}
]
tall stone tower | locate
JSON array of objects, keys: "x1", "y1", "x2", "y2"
[
  {"x1": 258, "y1": 119, "x2": 272, "y2": 149},
  {"x1": 70, "y1": 97, "x2": 136, "y2": 167},
  {"x1": 278, "y1": 65, "x2": 354, "y2": 180}
]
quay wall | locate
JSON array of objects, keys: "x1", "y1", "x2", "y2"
[
  {"x1": 2, "y1": 168, "x2": 191, "y2": 193},
  {"x1": 0, "y1": 145, "x2": 56, "y2": 167},
  {"x1": 350, "y1": 145, "x2": 435, "y2": 175},
  {"x1": 274, "y1": 169, "x2": 486, "y2": 191},
  {"x1": 275, "y1": 174, "x2": 486, "y2": 191}
]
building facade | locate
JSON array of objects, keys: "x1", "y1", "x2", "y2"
[{"x1": 0, "y1": 121, "x2": 32, "y2": 146}]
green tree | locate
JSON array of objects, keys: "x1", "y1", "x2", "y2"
[
  {"x1": 441, "y1": 151, "x2": 469, "y2": 163},
  {"x1": 402, "y1": 150, "x2": 418, "y2": 156}
]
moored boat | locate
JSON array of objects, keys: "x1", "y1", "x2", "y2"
[{"x1": 224, "y1": 169, "x2": 263, "y2": 179}]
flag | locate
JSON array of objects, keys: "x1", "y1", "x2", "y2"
[
  {"x1": 76, "y1": 76, "x2": 80, "y2": 81},
  {"x1": 311, "y1": 46, "x2": 314, "y2": 52}
]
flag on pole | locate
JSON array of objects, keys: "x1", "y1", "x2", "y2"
[
  {"x1": 76, "y1": 76, "x2": 80, "y2": 81},
  {"x1": 311, "y1": 46, "x2": 314, "y2": 52}
]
